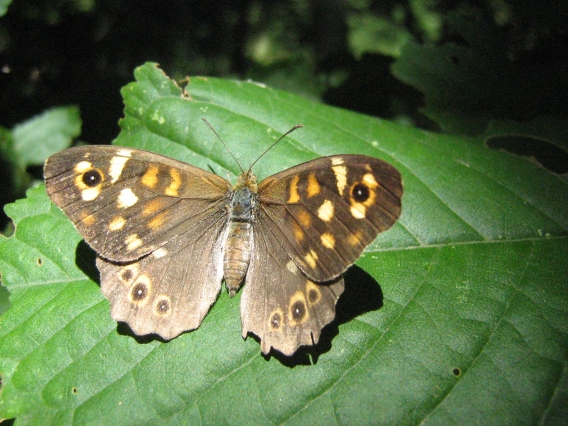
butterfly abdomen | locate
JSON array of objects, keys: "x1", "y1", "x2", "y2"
[
  {"x1": 223, "y1": 184, "x2": 258, "y2": 297},
  {"x1": 223, "y1": 221, "x2": 252, "y2": 296}
]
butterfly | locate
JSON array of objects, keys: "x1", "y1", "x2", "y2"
[{"x1": 44, "y1": 127, "x2": 402, "y2": 356}]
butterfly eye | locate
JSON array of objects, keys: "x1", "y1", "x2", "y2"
[
  {"x1": 131, "y1": 282, "x2": 149, "y2": 301},
  {"x1": 154, "y1": 296, "x2": 172, "y2": 317},
  {"x1": 121, "y1": 268, "x2": 134, "y2": 283},
  {"x1": 82, "y1": 169, "x2": 103, "y2": 187},
  {"x1": 351, "y1": 183, "x2": 370, "y2": 203},
  {"x1": 290, "y1": 300, "x2": 307, "y2": 322},
  {"x1": 270, "y1": 312, "x2": 282, "y2": 329}
]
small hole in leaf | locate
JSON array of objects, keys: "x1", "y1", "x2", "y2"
[
  {"x1": 452, "y1": 368, "x2": 461, "y2": 376},
  {"x1": 37, "y1": 257, "x2": 43, "y2": 266},
  {"x1": 72, "y1": 387, "x2": 78, "y2": 394},
  {"x1": 486, "y1": 135, "x2": 568, "y2": 174}
]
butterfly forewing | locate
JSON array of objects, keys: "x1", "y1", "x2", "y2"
[
  {"x1": 257, "y1": 155, "x2": 402, "y2": 282},
  {"x1": 44, "y1": 146, "x2": 232, "y2": 262}
]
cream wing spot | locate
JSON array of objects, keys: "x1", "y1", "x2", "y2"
[
  {"x1": 350, "y1": 204, "x2": 366, "y2": 219},
  {"x1": 331, "y1": 156, "x2": 344, "y2": 166},
  {"x1": 117, "y1": 188, "x2": 138, "y2": 208},
  {"x1": 153, "y1": 247, "x2": 168, "y2": 259},
  {"x1": 125, "y1": 234, "x2": 143, "y2": 251},
  {"x1": 109, "y1": 155, "x2": 129, "y2": 183},
  {"x1": 108, "y1": 216, "x2": 126, "y2": 231},
  {"x1": 317, "y1": 199, "x2": 334, "y2": 222},
  {"x1": 286, "y1": 260, "x2": 299, "y2": 274},
  {"x1": 116, "y1": 149, "x2": 132, "y2": 157},
  {"x1": 332, "y1": 165, "x2": 347, "y2": 196},
  {"x1": 74, "y1": 161, "x2": 93, "y2": 173},
  {"x1": 80, "y1": 187, "x2": 101, "y2": 201},
  {"x1": 362, "y1": 173, "x2": 378, "y2": 188}
]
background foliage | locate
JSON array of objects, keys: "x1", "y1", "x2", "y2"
[{"x1": 0, "y1": 0, "x2": 567, "y2": 424}]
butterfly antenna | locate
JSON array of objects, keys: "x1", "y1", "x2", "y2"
[
  {"x1": 248, "y1": 124, "x2": 304, "y2": 172},
  {"x1": 202, "y1": 118, "x2": 244, "y2": 173}
]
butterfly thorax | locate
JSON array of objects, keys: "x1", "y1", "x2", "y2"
[{"x1": 223, "y1": 171, "x2": 259, "y2": 297}]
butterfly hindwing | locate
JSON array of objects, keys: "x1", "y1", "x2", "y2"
[
  {"x1": 96, "y1": 204, "x2": 227, "y2": 339},
  {"x1": 257, "y1": 155, "x2": 402, "y2": 282},
  {"x1": 241, "y1": 213, "x2": 345, "y2": 356}
]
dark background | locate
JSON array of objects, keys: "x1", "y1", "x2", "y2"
[{"x1": 0, "y1": 0, "x2": 566, "y2": 231}]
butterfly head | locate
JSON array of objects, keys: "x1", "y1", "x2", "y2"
[{"x1": 235, "y1": 169, "x2": 258, "y2": 192}]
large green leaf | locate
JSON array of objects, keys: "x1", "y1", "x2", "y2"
[{"x1": 0, "y1": 63, "x2": 566, "y2": 425}]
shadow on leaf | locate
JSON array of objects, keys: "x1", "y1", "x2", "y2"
[
  {"x1": 75, "y1": 240, "x2": 99, "y2": 283},
  {"x1": 116, "y1": 322, "x2": 169, "y2": 344}
]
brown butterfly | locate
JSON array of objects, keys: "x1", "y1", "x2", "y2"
[{"x1": 44, "y1": 127, "x2": 402, "y2": 355}]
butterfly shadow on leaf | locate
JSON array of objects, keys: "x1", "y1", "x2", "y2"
[
  {"x1": 116, "y1": 322, "x2": 170, "y2": 344},
  {"x1": 75, "y1": 240, "x2": 99, "y2": 284},
  {"x1": 268, "y1": 265, "x2": 384, "y2": 367}
]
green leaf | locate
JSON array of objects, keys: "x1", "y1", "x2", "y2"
[
  {"x1": 0, "y1": 0, "x2": 12, "y2": 17},
  {"x1": 0, "y1": 106, "x2": 82, "y2": 209},
  {"x1": 12, "y1": 106, "x2": 82, "y2": 168},
  {"x1": 0, "y1": 62, "x2": 566, "y2": 424},
  {"x1": 347, "y1": 13, "x2": 414, "y2": 58}
]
